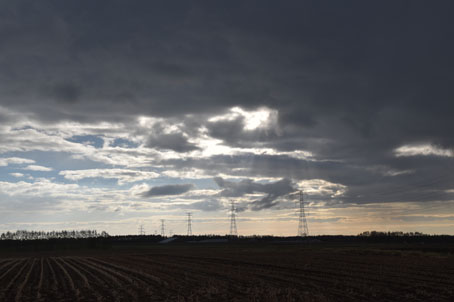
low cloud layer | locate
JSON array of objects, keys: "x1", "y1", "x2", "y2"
[
  {"x1": 142, "y1": 184, "x2": 194, "y2": 197},
  {"x1": 214, "y1": 177, "x2": 295, "y2": 210},
  {"x1": 60, "y1": 169, "x2": 159, "y2": 185}
]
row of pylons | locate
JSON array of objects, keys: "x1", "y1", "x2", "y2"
[{"x1": 139, "y1": 191, "x2": 309, "y2": 237}]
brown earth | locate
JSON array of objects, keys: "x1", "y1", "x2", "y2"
[{"x1": 0, "y1": 243, "x2": 453, "y2": 301}]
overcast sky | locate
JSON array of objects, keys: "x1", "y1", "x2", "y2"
[{"x1": 0, "y1": 1, "x2": 453, "y2": 235}]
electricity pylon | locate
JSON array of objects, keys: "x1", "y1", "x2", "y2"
[
  {"x1": 229, "y1": 201, "x2": 238, "y2": 236},
  {"x1": 138, "y1": 224, "x2": 145, "y2": 236},
  {"x1": 187, "y1": 212, "x2": 193, "y2": 236},
  {"x1": 160, "y1": 219, "x2": 165, "y2": 237},
  {"x1": 297, "y1": 190, "x2": 309, "y2": 237}
]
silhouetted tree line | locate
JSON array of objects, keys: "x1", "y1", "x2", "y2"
[
  {"x1": 358, "y1": 231, "x2": 425, "y2": 237},
  {"x1": 0, "y1": 230, "x2": 109, "y2": 240}
]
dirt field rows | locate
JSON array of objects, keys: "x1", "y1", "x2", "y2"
[{"x1": 0, "y1": 245, "x2": 453, "y2": 301}]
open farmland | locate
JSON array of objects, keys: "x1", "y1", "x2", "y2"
[{"x1": 0, "y1": 243, "x2": 453, "y2": 301}]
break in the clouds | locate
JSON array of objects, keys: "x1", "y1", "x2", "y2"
[{"x1": 0, "y1": 1, "x2": 453, "y2": 235}]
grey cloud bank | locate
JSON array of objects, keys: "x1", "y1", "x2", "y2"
[
  {"x1": 142, "y1": 184, "x2": 194, "y2": 197},
  {"x1": 215, "y1": 177, "x2": 296, "y2": 210}
]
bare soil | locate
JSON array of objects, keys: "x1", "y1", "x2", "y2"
[{"x1": 0, "y1": 243, "x2": 453, "y2": 301}]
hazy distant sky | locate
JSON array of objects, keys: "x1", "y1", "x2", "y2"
[{"x1": 0, "y1": 1, "x2": 453, "y2": 235}]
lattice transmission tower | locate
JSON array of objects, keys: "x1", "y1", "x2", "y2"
[
  {"x1": 160, "y1": 219, "x2": 165, "y2": 237},
  {"x1": 297, "y1": 190, "x2": 309, "y2": 236},
  {"x1": 187, "y1": 212, "x2": 193, "y2": 236},
  {"x1": 229, "y1": 201, "x2": 238, "y2": 236},
  {"x1": 138, "y1": 224, "x2": 145, "y2": 236}
]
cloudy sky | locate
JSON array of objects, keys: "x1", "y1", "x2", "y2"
[{"x1": 0, "y1": 1, "x2": 453, "y2": 235}]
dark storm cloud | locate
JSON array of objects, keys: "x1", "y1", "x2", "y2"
[
  {"x1": 1, "y1": 1, "x2": 454, "y2": 207},
  {"x1": 142, "y1": 184, "x2": 194, "y2": 197},
  {"x1": 1, "y1": 1, "x2": 452, "y2": 127},
  {"x1": 145, "y1": 123, "x2": 199, "y2": 153},
  {"x1": 206, "y1": 115, "x2": 279, "y2": 147},
  {"x1": 214, "y1": 177, "x2": 295, "y2": 210},
  {"x1": 50, "y1": 82, "x2": 82, "y2": 104},
  {"x1": 146, "y1": 132, "x2": 199, "y2": 153}
]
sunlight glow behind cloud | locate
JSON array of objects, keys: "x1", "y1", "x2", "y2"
[{"x1": 394, "y1": 144, "x2": 454, "y2": 157}]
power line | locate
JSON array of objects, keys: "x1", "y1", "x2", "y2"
[
  {"x1": 187, "y1": 212, "x2": 193, "y2": 236},
  {"x1": 229, "y1": 200, "x2": 238, "y2": 236}
]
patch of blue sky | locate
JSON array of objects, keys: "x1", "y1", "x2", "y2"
[
  {"x1": 61, "y1": 174, "x2": 199, "y2": 190},
  {"x1": 10, "y1": 125, "x2": 34, "y2": 131},
  {"x1": 110, "y1": 138, "x2": 139, "y2": 148},
  {"x1": 74, "y1": 177, "x2": 121, "y2": 188},
  {"x1": 0, "y1": 208, "x2": 154, "y2": 226},
  {"x1": 0, "y1": 166, "x2": 28, "y2": 182},
  {"x1": 0, "y1": 151, "x2": 120, "y2": 186},
  {"x1": 1, "y1": 166, "x2": 62, "y2": 183},
  {"x1": 1, "y1": 151, "x2": 110, "y2": 171},
  {"x1": 66, "y1": 135, "x2": 104, "y2": 148}
]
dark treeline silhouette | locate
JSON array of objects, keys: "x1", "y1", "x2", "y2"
[
  {"x1": 358, "y1": 231, "x2": 425, "y2": 237},
  {"x1": 0, "y1": 231, "x2": 453, "y2": 253},
  {"x1": 109, "y1": 233, "x2": 454, "y2": 245},
  {"x1": 0, "y1": 229, "x2": 109, "y2": 240}
]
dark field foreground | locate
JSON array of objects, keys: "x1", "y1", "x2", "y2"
[{"x1": 0, "y1": 243, "x2": 453, "y2": 301}]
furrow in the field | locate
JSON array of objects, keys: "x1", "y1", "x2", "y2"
[
  {"x1": 65, "y1": 257, "x2": 118, "y2": 302},
  {"x1": 0, "y1": 259, "x2": 30, "y2": 300},
  {"x1": 326, "y1": 260, "x2": 454, "y2": 288},
  {"x1": 156, "y1": 253, "x2": 454, "y2": 292},
  {"x1": 36, "y1": 258, "x2": 45, "y2": 301},
  {"x1": 131, "y1": 254, "x2": 405, "y2": 301},
  {"x1": 59, "y1": 257, "x2": 90, "y2": 289},
  {"x1": 70, "y1": 257, "x2": 137, "y2": 301},
  {"x1": 83, "y1": 257, "x2": 163, "y2": 300},
  {"x1": 89, "y1": 257, "x2": 167, "y2": 286},
  {"x1": 112, "y1": 255, "x2": 195, "y2": 289},
  {"x1": 315, "y1": 254, "x2": 454, "y2": 280},
  {"x1": 58, "y1": 257, "x2": 102, "y2": 302},
  {"x1": 164, "y1": 252, "x2": 454, "y2": 301},
  {"x1": 302, "y1": 256, "x2": 454, "y2": 293},
  {"x1": 45, "y1": 258, "x2": 58, "y2": 292},
  {"x1": 249, "y1": 256, "x2": 450, "y2": 288},
  {"x1": 48, "y1": 257, "x2": 78, "y2": 301},
  {"x1": 0, "y1": 259, "x2": 24, "y2": 281},
  {"x1": 53, "y1": 258, "x2": 77, "y2": 292},
  {"x1": 104, "y1": 254, "x2": 223, "y2": 300},
  {"x1": 0, "y1": 259, "x2": 14, "y2": 273},
  {"x1": 244, "y1": 255, "x2": 450, "y2": 299},
  {"x1": 15, "y1": 258, "x2": 37, "y2": 302},
  {"x1": 134, "y1": 254, "x2": 345, "y2": 301},
  {"x1": 118, "y1": 254, "x2": 293, "y2": 300}
]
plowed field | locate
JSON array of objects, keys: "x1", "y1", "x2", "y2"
[{"x1": 0, "y1": 245, "x2": 453, "y2": 301}]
